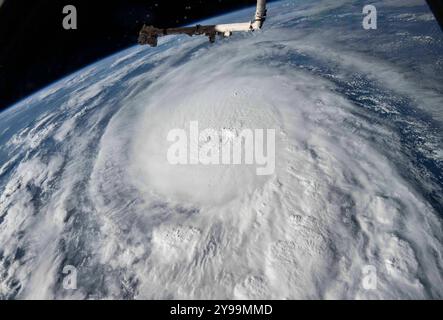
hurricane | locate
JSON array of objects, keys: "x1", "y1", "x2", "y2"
[{"x1": 0, "y1": 0, "x2": 442, "y2": 299}]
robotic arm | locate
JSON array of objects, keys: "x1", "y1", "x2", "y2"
[{"x1": 138, "y1": 0, "x2": 267, "y2": 47}]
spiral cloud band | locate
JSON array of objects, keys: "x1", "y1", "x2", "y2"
[{"x1": 0, "y1": 0, "x2": 442, "y2": 299}]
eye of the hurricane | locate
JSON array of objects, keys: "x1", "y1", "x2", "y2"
[{"x1": 129, "y1": 77, "x2": 282, "y2": 206}]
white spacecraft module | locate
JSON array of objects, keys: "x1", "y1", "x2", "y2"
[{"x1": 138, "y1": 0, "x2": 267, "y2": 47}]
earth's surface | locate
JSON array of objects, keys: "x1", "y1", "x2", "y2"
[{"x1": 0, "y1": 0, "x2": 442, "y2": 299}]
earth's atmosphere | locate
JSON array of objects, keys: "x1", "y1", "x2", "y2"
[{"x1": 0, "y1": 0, "x2": 442, "y2": 299}]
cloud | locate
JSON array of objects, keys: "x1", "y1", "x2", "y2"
[{"x1": 0, "y1": 0, "x2": 442, "y2": 300}]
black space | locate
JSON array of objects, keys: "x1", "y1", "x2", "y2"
[{"x1": 0, "y1": 0, "x2": 263, "y2": 110}]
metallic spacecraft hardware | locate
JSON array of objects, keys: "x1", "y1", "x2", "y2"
[{"x1": 138, "y1": 0, "x2": 267, "y2": 47}]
